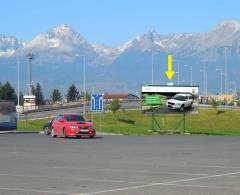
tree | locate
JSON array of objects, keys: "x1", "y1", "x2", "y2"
[
  {"x1": 51, "y1": 89, "x2": 62, "y2": 103},
  {"x1": 67, "y1": 84, "x2": 79, "y2": 102},
  {"x1": 19, "y1": 91, "x2": 24, "y2": 105},
  {"x1": 34, "y1": 83, "x2": 44, "y2": 106},
  {"x1": 0, "y1": 82, "x2": 2, "y2": 98},
  {"x1": 110, "y1": 98, "x2": 121, "y2": 115},
  {"x1": 80, "y1": 91, "x2": 91, "y2": 101},
  {"x1": 31, "y1": 85, "x2": 36, "y2": 96},
  {"x1": 0, "y1": 81, "x2": 17, "y2": 103}
]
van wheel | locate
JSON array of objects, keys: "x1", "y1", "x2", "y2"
[
  {"x1": 51, "y1": 128, "x2": 56, "y2": 138},
  {"x1": 190, "y1": 102, "x2": 193, "y2": 108},
  {"x1": 180, "y1": 105, "x2": 185, "y2": 112}
]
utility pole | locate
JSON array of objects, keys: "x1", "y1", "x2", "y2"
[
  {"x1": 216, "y1": 69, "x2": 223, "y2": 99},
  {"x1": 83, "y1": 55, "x2": 86, "y2": 114},
  {"x1": 151, "y1": 50, "x2": 154, "y2": 85},
  {"x1": 26, "y1": 53, "x2": 35, "y2": 95},
  {"x1": 184, "y1": 65, "x2": 193, "y2": 85},
  {"x1": 203, "y1": 57, "x2": 208, "y2": 100},
  {"x1": 177, "y1": 62, "x2": 180, "y2": 86},
  {"x1": 220, "y1": 71, "x2": 223, "y2": 97},
  {"x1": 17, "y1": 54, "x2": 20, "y2": 121},
  {"x1": 224, "y1": 47, "x2": 228, "y2": 97}
]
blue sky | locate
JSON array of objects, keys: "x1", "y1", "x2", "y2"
[{"x1": 1, "y1": 0, "x2": 240, "y2": 47}]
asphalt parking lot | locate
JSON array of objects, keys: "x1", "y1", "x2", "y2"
[{"x1": 0, "y1": 134, "x2": 240, "y2": 195}]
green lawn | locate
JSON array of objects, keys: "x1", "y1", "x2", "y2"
[
  {"x1": 17, "y1": 108, "x2": 240, "y2": 135},
  {"x1": 187, "y1": 109, "x2": 240, "y2": 135}
]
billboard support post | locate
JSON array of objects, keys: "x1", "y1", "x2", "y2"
[
  {"x1": 183, "y1": 112, "x2": 186, "y2": 134},
  {"x1": 24, "y1": 113, "x2": 28, "y2": 128},
  {"x1": 151, "y1": 112, "x2": 154, "y2": 131}
]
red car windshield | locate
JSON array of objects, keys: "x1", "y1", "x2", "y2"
[{"x1": 65, "y1": 115, "x2": 86, "y2": 122}]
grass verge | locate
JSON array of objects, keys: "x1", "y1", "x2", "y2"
[{"x1": 17, "y1": 108, "x2": 240, "y2": 135}]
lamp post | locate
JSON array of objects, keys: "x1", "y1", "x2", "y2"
[
  {"x1": 229, "y1": 81, "x2": 237, "y2": 95},
  {"x1": 184, "y1": 65, "x2": 193, "y2": 85},
  {"x1": 151, "y1": 51, "x2": 154, "y2": 85},
  {"x1": 26, "y1": 53, "x2": 35, "y2": 95},
  {"x1": 17, "y1": 55, "x2": 20, "y2": 121},
  {"x1": 216, "y1": 69, "x2": 223, "y2": 98},
  {"x1": 224, "y1": 47, "x2": 228, "y2": 96},
  {"x1": 200, "y1": 69, "x2": 204, "y2": 94},
  {"x1": 75, "y1": 54, "x2": 86, "y2": 114},
  {"x1": 177, "y1": 62, "x2": 180, "y2": 86},
  {"x1": 150, "y1": 50, "x2": 159, "y2": 85}
]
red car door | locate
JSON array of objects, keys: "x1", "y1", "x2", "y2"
[
  {"x1": 57, "y1": 115, "x2": 64, "y2": 135},
  {"x1": 52, "y1": 116, "x2": 59, "y2": 135},
  {"x1": 53, "y1": 115, "x2": 63, "y2": 135}
]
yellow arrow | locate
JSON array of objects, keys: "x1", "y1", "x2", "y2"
[{"x1": 165, "y1": 54, "x2": 175, "y2": 80}]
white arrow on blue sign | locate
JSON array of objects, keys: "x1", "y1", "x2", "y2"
[{"x1": 91, "y1": 94, "x2": 103, "y2": 112}]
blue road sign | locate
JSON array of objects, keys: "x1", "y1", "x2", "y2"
[{"x1": 91, "y1": 94, "x2": 103, "y2": 112}]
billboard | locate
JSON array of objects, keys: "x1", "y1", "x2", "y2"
[
  {"x1": 23, "y1": 95, "x2": 36, "y2": 111},
  {"x1": 141, "y1": 85, "x2": 199, "y2": 114}
]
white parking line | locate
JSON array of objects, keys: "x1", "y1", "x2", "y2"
[
  {"x1": 78, "y1": 171, "x2": 240, "y2": 195},
  {"x1": 50, "y1": 166, "x2": 209, "y2": 176},
  {"x1": 0, "y1": 187, "x2": 76, "y2": 194},
  {"x1": 0, "y1": 173, "x2": 144, "y2": 184},
  {"x1": 161, "y1": 183, "x2": 240, "y2": 190}
]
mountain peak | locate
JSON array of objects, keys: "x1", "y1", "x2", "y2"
[
  {"x1": 49, "y1": 24, "x2": 76, "y2": 36},
  {"x1": 214, "y1": 20, "x2": 240, "y2": 32},
  {"x1": 0, "y1": 34, "x2": 23, "y2": 55},
  {"x1": 148, "y1": 28, "x2": 158, "y2": 35},
  {"x1": 144, "y1": 29, "x2": 159, "y2": 39}
]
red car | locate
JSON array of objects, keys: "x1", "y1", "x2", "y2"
[{"x1": 51, "y1": 113, "x2": 96, "y2": 138}]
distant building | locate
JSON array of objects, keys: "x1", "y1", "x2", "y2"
[
  {"x1": 218, "y1": 94, "x2": 235, "y2": 103},
  {"x1": 207, "y1": 94, "x2": 235, "y2": 104},
  {"x1": 104, "y1": 93, "x2": 139, "y2": 103}
]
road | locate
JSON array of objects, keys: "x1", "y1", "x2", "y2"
[
  {"x1": 19, "y1": 101, "x2": 240, "y2": 120},
  {"x1": 20, "y1": 101, "x2": 141, "y2": 120},
  {"x1": 0, "y1": 134, "x2": 240, "y2": 194}
]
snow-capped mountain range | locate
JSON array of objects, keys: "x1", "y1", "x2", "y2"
[{"x1": 1, "y1": 20, "x2": 240, "y2": 94}]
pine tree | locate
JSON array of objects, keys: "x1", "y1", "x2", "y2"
[
  {"x1": 0, "y1": 82, "x2": 2, "y2": 98},
  {"x1": 80, "y1": 91, "x2": 91, "y2": 101},
  {"x1": 31, "y1": 85, "x2": 36, "y2": 96},
  {"x1": 51, "y1": 89, "x2": 62, "y2": 103},
  {"x1": 67, "y1": 84, "x2": 78, "y2": 102},
  {"x1": 0, "y1": 81, "x2": 17, "y2": 103},
  {"x1": 19, "y1": 91, "x2": 24, "y2": 105},
  {"x1": 34, "y1": 83, "x2": 44, "y2": 106}
]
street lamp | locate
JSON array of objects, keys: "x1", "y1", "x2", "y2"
[
  {"x1": 184, "y1": 65, "x2": 193, "y2": 85},
  {"x1": 216, "y1": 69, "x2": 223, "y2": 97},
  {"x1": 16, "y1": 54, "x2": 20, "y2": 121},
  {"x1": 151, "y1": 51, "x2": 154, "y2": 85},
  {"x1": 177, "y1": 62, "x2": 180, "y2": 86},
  {"x1": 224, "y1": 47, "x2": 228, "y2": 96},
  {"x1": 229, "y1": 81, "x2": 237, "y2": 95},
  {"x1": 26, "y1": 53, "x2": 35, "y2": 95},
  {"x1": 75, "y1": 54, "x2": 86, "y2": 114},
  {"x1": 150, "y1": 50, "x2": 160, "y2": 85},
  {"x1": 174, "y1": 62, "x2": 180, "y2": 86}
]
